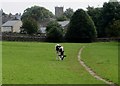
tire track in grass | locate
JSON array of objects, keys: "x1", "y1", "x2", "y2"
[{"x1": 78, "y1": 46, "x2": 117, "y2": 86}]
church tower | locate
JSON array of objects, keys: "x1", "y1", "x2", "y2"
[{"x1": 55, "y1": 7, "x2": 64, "y2": 17}]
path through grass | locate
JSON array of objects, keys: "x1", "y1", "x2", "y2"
[
  {"x1": 81, "y1": 42, "x2": 118, "y2": 84},
  {"x1": 2, "y1": 42, "x2": 104, "y2": 84}
]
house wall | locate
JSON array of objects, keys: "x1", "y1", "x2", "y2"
[
  {"x1": 1, "y1": 27, "x2": 12, "y2": 32},
  {"x1": 1, "y1": 21, "x2": 22, "y2": 33},
  {"x1": 12, "y1": 21, "x2": 22, "y2": 33}
]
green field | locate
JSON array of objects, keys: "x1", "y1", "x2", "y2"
[
  {"x1": 81, "y1": 42, "x2": 118, "y2": 84},
  {"x1": 2, "y1": 41, "x2": 118, "y2": 84}
]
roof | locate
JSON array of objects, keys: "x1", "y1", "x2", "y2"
[
  {"x1": 2, "y1": 20, "x2": 21, "y2": 27},
  {"x1": 58, "y1": 21, "x2": 69, "y2": 27}
]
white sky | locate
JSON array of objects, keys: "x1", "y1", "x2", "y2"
[{"x1": 0, "y1": 0, "x2": 119, "y2": 14}]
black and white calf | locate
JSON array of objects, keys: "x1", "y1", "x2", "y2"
[
  {"x1": 55, "y1": 44, "x2": 61, "y2": 60},
  {"x1": 55, "y1": 44, "x2": 66, "y2": 60}
]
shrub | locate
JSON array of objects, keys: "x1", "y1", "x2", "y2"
[
  {"x1": 22, "y1": 18, "x2": 38, "y2": 35},
  {"x1": 46, "y1": 21, "x2": 63, "y2": 42}
]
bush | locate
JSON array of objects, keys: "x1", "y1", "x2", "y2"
[
  {"x1": 22, "y1": 18, "x2": 38, "y2": 35},
  {"x1": 46, "y1": 21, "x2": 63, "y2": 42},
  {"x1": 56, "y1": 15, "x2": 67, "y2": 21}
]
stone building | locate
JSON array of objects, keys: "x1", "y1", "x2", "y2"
[
  {"x1": 1, "y1": 20, "x2": 22, "y2": 33},
  {"x1": 2, "y1": 13, "x2": 21, "y2": 24},
  {"x1": 55, "y1": 7, "x2": 64, "y2": 18}
]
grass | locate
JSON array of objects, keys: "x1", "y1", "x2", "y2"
[
  {"x1": 2, "y1": 41, "x2": 104, "y2": 84},
  {"x1": 2, "y1": 41, "x2": 118, "y2": 84},
  {"x1": 81, "y1": 42, "x2": 118, "y2": 84}
]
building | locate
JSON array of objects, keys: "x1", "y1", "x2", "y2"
[
  {"x1": 37, "y1": 20, "x2": 69, "y2": 36},
  {"x1": 58, "y1": 21, "x2": 69, "y2": 29},
  {"x1": 1, "y1": 20, "x2": 22, "y2": 33},
  {"x1": 2, "y1": 13, "x2": 21, "y2": 24},
  {"x1": 58, "y1": 21, "x2": 69, "y2": 33},
  {"x1": 38, "y1": 26, "x2": 46, "y2": 36},
  {"x1": 0, "y1": 10, "x2": 2, "y2": 29},
  {"x1": 55, "y1": 7, "x2": 64, "y2": 18}
]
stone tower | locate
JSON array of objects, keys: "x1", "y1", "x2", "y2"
[{"x1": 55, "y1": 7, "x2": 64, "y2": 18}]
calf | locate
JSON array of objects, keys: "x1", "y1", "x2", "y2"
[
  {"x1": 55, "y1": 44, "x2": 66, "y2": 61},
  {"x1": 55, "y1": 44, "x2": 61, "y2": 60},
  {"x1": 58, "y1": 46, "x2": 66, "y2": 60}
]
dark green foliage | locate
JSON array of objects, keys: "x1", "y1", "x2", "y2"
[
  {"x1": 56, "y1": 15, "x2": 67, "y2": 21},
  {"x1": 102, "y1": 1, "x2": 120, "y2": 24},
  {"x1": 106, "y1": 20, "x2": 120, "y2": 37},
  {"x1": 22, "y1": 18, "x2": 38, "y2": 35},
  {"x1": 101, "y1": 1, "x2": 120, "y2": 37},
  {"x1": 21, "y1": 5, "x2": 54, "y2": 22},
  {"x1": 87, "y1": 6, "x2": 103, "y2": 37},
  {"x1": 64, "y1": 8, "x2": 74, "y2": 19},
  {"x1": 87, "y1": 1, "x2": 120, "y2": 37},
  {"x1": 46, "y1": 21, "x2": 63, "y2": 42},
  {"x1": 46, "y1": 21, "x2": 61, "y2": 32},
  {"x1": 65, "y1": 9, "x2": 97, "y2": 43}
]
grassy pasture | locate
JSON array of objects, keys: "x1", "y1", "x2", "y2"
[
  {"x1": 81, "y1": 42, "x2": 118, "y2": 84},
  {"x1": 2, "y1": 41, "x2": 118, "y2": 84}
]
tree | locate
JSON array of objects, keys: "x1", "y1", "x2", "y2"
[
  {"x1": 56, "y1": 15, "x2": 67, "y2": 21},
  {"x1": 101, "y1": 1, "x2": 120, "y2": 37},
  {"x1": 87, "y1": 6, "x2": 102, "y2": 37},
  {"x1": 99, "y1": 1, "x2": 120, "y2": 37},
  {"x1": 46, "y1": 21, "x2": 63, "y2": 42},
  {"x1": 46, "y1": 21, "x2": 61, "y2": 32},
  {"x1": 22, "y1": 18, "x2": 38, "y2": 35},
  {"x1": 65, "y1": 9, "x2": 97, "y2": 42},
  {"x1": 64, "y1": 8, "x2": 74, "y2": 19},
  {"x1": 106, "y1": 20, "x2": 120, "y2": 37},
  {"x1": 87, "y1": 1, "x2": 120, "y2": 37},
  {"x1": 21, "y1": 5, "x2": 54, "y2": 22}
]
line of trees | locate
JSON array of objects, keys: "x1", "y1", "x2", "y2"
[
  {"x1": 21, "y1": 1, "x2": 120, "y2": 42},
  {"x1": 87, "y1": 1, "x2": 120, "y2": 38}
]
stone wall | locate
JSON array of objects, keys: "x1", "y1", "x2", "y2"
[{"x1": 2, "y1": 33, "x2": 46, "y2": 42}]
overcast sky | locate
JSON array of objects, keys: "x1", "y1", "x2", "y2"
[{"x1": 0, "y1": 0, "x2": 119, "y2": 14}]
